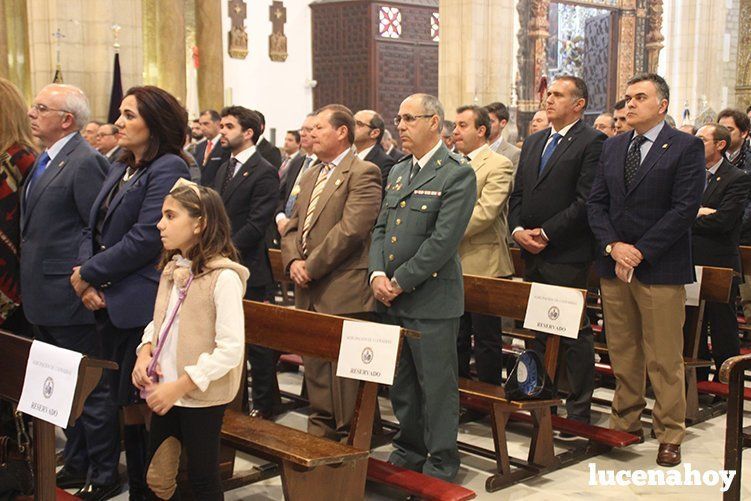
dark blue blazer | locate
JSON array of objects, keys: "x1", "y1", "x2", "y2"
[
  {"x1": 79, "y1": 153, "x2": 190, "y2": 329},
  {"x1": 20, "y1": 133, "x2": 108, "y2": 326},
  {"x1": 587, "y1": 124, "x2": 705, "y2": 285}
]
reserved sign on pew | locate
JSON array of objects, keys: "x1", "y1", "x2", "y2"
[
  {"x1": 18, "y1": 341, "x2": 82, "y2": 427},
  {"x1": 337, "y1": 320, "x2": 400, "y2": 385},
  {"x1": 523, "y1": 282, "x2": 584, "y2": 339}
]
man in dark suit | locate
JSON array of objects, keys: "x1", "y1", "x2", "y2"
[
  {"x1": 214, "y1": 106, "x2": 280, "y2": 418},
  {"x1": 354, "y1": 109, "x2": 395, "y2": 191},
  {"x1": 587, "y1": 73, "x2": 705, "y2": 466},
  {"x1": 253, "y1": 110, "x2": 283, "y2": 169},
  {"x1": 275, "y1": 114, "x2": 317, "y2": 239},
  {"x1": 195, "y1": 109, "x2": 231, "y2": 187},
  {"x1": 509, "y1": 75, "x2": 605, "y2": 426},
  {"x1": 693, "y1": 124, "x2": 751, "y2": 380},
  {"x1": 23, "y1": 84, "x2": 115, "y2": 497},
  {"x1": 94, "y1": 123, "x2": 121, "y2": 163},
  {"x1": 382, "y1": 129, "x2": 405, "y2": 160}
]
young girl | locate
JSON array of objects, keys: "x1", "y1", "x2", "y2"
[{"x1": 132, "y1": 179, "x2": 248, "y2": 500}]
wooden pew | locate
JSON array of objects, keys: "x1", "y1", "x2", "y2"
[
  {"x1": 222, "y1": 301, "x2": 435, "y2": 500},
  {"x1": 0, "y1": 330, "x2": 117, "y2": 501},
  {"x1": 719, "y1": 352, "x2": 751, "y2": 501}
]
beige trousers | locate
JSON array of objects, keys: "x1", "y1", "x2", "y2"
[{"x1": 600, "y1": 276, "x2": 686, "y2": 445}]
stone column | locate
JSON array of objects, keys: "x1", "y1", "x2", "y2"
[
  {"x1": 196, "y1": 0, "x2": 224, "y2": 111},
  {"x1": 615, "y1": 0, "x2": 637, "y2": 99},
  {"x1": 154, "y1": 0, "x2": 186, "y2": 103},
  {"x1": 439, "y1": 0, "x2": 516, "y2": 115},
  {"x1": 646, "y1": 0, "x2": 664, "y2": 74}
]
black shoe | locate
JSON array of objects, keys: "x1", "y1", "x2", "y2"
[
  {"x1": 74, "y1": 482, "x2": 122, "y2": 501},
  {"x1": 249, "y1": 408, "x2": 273, "y2": 419},
  {"x1": 55, "y1": 466, "x2": 87, "y2": 489}
]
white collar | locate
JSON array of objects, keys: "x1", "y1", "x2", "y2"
[
  {"x1": 231, "y1": 145, "x2": 257, "y2": 166},
  {"x1": 549, "y1": 119, "x2": 580, "y2": 138},
  {"x1": 490, "y1": 135, "x2": 503, "y2": 150},
  {"x1": 45, "y1": 132, "x2": 77, "y2": 162},
  {"x1": 466, "y1": 144, "x2": 488, "y2": 161},
  {"x1": 357, "y1": 144, "x2": 375, "y2": 160},
  {"x1": 707, "y1": 158, "x2": 723, "y2": 175},
  {"x1": 413, "y1": 140, "x2": 443, "y2": 168}
]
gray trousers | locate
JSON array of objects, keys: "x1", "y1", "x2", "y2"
[{"x1": 381, "y1": 314, "x2": 460, "y2": 482}]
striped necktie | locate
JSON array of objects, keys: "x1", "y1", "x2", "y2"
[{"x1": 301, "y1": 163, "x2": 333, "y2": 256}]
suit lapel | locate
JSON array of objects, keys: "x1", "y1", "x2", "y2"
[
  {"x1": 307, "y1": 150, "x2": 353, "y2": 230},
  {"x1": 105, "y1": 165, "x2": 149, "y2": 224},
  {"x1": 24, "y1": 134, "x2": 81, "y2": 221},
  {"x1": 626, "y1": 124, "x2": 675, "y2": 195},
  {"x1": 89, "y1": 163, "x2": 126, "y2": 227},
  {"x1": 534, "y1": 121, "x2": 581, "y2": 187},
  {"x1": 400, "y1": 144, "x2": 447, "y2": 199},
  {"x1": 524, "y1": 132, "x2": 547, "y2": 187},
  {"x1": 703, "y1": 161, "x2": 730, "y2": 203},
  {"x1": 222, "y1": 152, "x2": 260, "y2": 202}
]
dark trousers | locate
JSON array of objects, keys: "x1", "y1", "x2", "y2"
[
  {"x1": 524, "y1": 255, "x2": 595, "y2": 423},
  {"x1": 32, "y1": 324, "x2": 119, "y2": 485},
  {"x1": 146, "y1": 405, "x2": 227, "y2": 500},
  {"x1": 698, "y1": 279, "x2": 740, "y2": 381},
  {"x1": 457, "y1": 312, "x2": 502, "y2": 385},
  {"x1": 246, "y1": 286, "x2": 280, "y2": 412}
]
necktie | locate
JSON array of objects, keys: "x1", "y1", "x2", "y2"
[
  {"x1": 222, "y1": 158, "x2": 240, "y2": 193},
  {"x1": 409, "y1": 162, "x2": 420, "y2": 183},
  {"x1": 203, "y1": 140, "x2": 214, "y2": 166},
  {"x1": 705, "y1": 170, "x2": 714, "y2": 191},
  {"x1": 624, "y1": 135, "x2": 648, "y2": 188},
  {"x1": 285, "y1": 156, "x2": 313, "y2": 217},
  {"x1": 25, "y1": 151, "x2": 51, "y2": 201},
  {"x1": 301, "y1": 163, "x2": 333, "y2": 256},
  {"x1": 539, "y1": 133, "x2": 562, "y2": 174}
]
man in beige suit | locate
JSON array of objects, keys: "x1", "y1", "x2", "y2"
[
  {"x1": 485, "y1": 101, "x2": 521, "y2": 172},
  {"x1": 453, "y1": 105, "x2": 514, "y2": 385},
  {"x1": 281, "y1": 104, "x2": 382, "y2": 440}
]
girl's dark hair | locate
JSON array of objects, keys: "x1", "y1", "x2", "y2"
[
  {"x1": 159, "y1": 184, "x2": 239, "y2": 274},
  {"x1": 120, "y1": 85, "x2": 192, "y2": 169}
]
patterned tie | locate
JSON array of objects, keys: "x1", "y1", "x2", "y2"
[
  {"x1": 705, "y1": 170, "x2": 713, "y2": 191},
  {"x1": 539, "y1": 133, "x2": 562, "y2": 174},
  {"x1": 25, "y1": 151, "x2": 50, "y2": 202},
  {"x1": 624, "y1": 135, "x2": 648, "y2": 188},
  {"x1": 285, "y1": 156, "x2": 314, "y2": 217},
  {"x1": 301, "y1": 163, "x2": 333, "y2": 256},
  {"x1": 222, "y1": 158, "x2": 240, "y2": 193}
]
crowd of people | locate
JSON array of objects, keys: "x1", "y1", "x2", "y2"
[{"x1": 1, "y1": 70, "x2": 751, "y2": 499}]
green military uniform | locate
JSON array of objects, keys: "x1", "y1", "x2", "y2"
[{"x1": 369, "y1": 142, "x2": 476, "y2": 481}]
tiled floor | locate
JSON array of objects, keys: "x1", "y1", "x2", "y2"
[{"x1": 64, "y1": 370, "x2": 751, "y2": 500}]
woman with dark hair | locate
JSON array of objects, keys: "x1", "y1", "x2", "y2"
[
  {"x1": 0, "y1": 78, "x2": 36, "y2": 333},
  {"x1": 70, "y1": 85, "x2": 190, "y2": 500}
]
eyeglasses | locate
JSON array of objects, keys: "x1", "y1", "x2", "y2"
[
  {"x1": 30, "y1": 103, "x2": 72, "y2": 115},
  {"x1": 393, "y1": 114, "x2": 434, "y2": 126},
  {"x1": 95, "y1": 132, "x2": 117, "y2": 139},
  {"x1": 355, "y1": 120, "x2": 375, "y2": 129}
]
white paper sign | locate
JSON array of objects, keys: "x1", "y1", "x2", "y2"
[
  {"x1": 523, "y1": 282, "x2": 585, "y2": 339},
  {"x1": 685, "y1": 266, "x2": 703, "y2": 307},
  {"x1": 336, "y1": 320, "x2": 400, "y2": 385},
  {"x1": 18, "y1": 341, "x2": 83, "y2": 427}
]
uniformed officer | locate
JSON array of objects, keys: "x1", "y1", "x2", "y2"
[{"x1": 369, "y1": 93, "x2": 476, "y2": 481}]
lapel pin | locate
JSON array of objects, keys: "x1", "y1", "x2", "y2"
[
  {"x1": 335, "y1": 179, "x2": 341, "y2": 186},
  {"x1": 662, "y1": 143, "x2": 668, "y2": 149},
  {"x1": 59, "y1": 161, "x2": 66, "y2": 167},
  {"x1": 716, "y1": 176, "x2": 721, "y2": 181},
  {"x1": 436, "y1": 159, "x2": 442, "y2": 166},
  {"x1": 243, "y1": 171, "x2": 249, "y2": 177}
]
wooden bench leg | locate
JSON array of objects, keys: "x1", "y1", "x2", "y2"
[
  {"x1": 280, "y1": 458, "x2": 367, "y2": 501},
  {"x1": 723, "y1": 368, "x2": 744, "y2": 501},
  {"x1": 528, "y1": 407, "x2": 556, "y2": 467},
  {"x1": 685, "y1": 367, "x2": 700, "y2": 422},
  {"x1": 489, "y1": 402, "x2": 511, "y2": 477}
]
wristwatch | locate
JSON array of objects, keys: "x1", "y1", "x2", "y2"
[{"x1": 604, "y1": 243, "x2": 614, "y2": 256}]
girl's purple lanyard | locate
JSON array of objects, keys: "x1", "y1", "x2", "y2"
[{"x1": 146, "y1": 273, "x2": 194, "y2": 380}]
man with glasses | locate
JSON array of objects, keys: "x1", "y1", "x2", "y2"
[
  {"x1": 95, "y1": 123, "x2": 120, "y2": 163},
  {"x1": 353, "y1": 109, "x2": 395, "y2": 192},
  {"x1": 369, "y1": 93, "x2": 476, "y2": 481},
  {"x1": 23, "y1": 84, "x2": 116, "y2": 499}
]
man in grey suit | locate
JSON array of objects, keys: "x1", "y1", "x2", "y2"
[
  {"x1": 23, "y1": 84, "x2": 115, "y2": 499},
  {"x1": 485, "y1": 101, "x2": 521, "y2": 171}
]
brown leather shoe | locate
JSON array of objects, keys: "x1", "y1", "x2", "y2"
[{"x1": 656, "y1": 443, "x2": 681, "y2": 467}]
